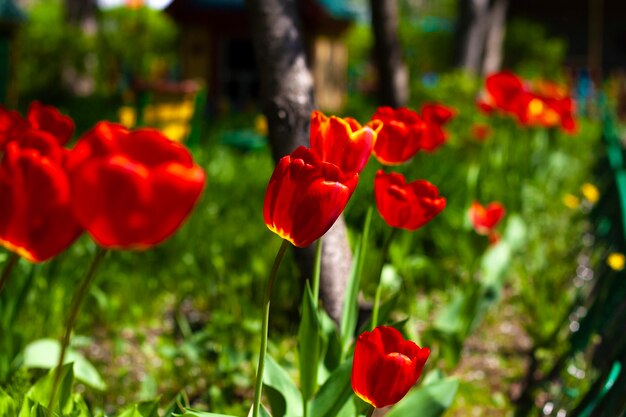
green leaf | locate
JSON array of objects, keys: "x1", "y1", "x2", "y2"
[
  {"x1": 298, "y1": 283, "x2": 324, "y2": 402},
  {"x1": 0, "y1": 388, "x2": 17, "y2": 416},
  {"x1": 263, "y1": 355, "x2": 302, "y2": 417},
  {"x1": 309, "y1": 358, "x2": 353, "y2": 417},
  {"x1": 25, "y1": 363, "x2": 74, "y2": 415},
  {"x1": 117, "y1": 399, "x2": 160, "y2": 417},
  {"x1": 175, "y1": 409, "x2": 239, "y2": 417},
  {"x1": 501, "y1": 215, "x2": 526, "y2": 251},
  {"x1": 18, "y1": 400, "x2": 48, "y2": 417},
  {"x1": 340, "y1": 207, "x2": 372, "y2": 355},
  {"x1": 23, "y1": 338, "x2": 107, "y2": 390},
  {"x1": 318, "y1": 306, "x2": 341, "y2": 379},
  {"x1": 385, "y1": 376, "x2": 459, "y2": 417},
  {"x1": 246, "y1": 404, "x2": 273, "y2": 417}
]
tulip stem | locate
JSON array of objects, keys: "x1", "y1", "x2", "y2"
[
  {"x1": 371, "y1": 227, "x2": 398, "y2": 330},
  {"x1": 252, "y1": 239, "x2": 290, "y2": 417},
  {"x1": 366, "y1": 406, "x2": 376, "y2": 417},
  {"x1": 48, "y1": 247, "x2": 107, "y2": 414},
  {"x1": 312, "y1": 239, "x2": 323, "y2": 306},
  {"x1": 0, "y1": 252, "x2": 19, "y2": 295}
]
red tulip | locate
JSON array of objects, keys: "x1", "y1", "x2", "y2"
[
  {"x1": 264, "y1": 146, "x2": 358, "y2": 247},
  {"x1": 420, "y1": 103, "x2": 455, "y2": 151},
  {"x1": 0, "y1": 107, "x2": 29, "y2": 150},
  {"x1": 26, "y1": 101, "x2": 75, "y2": 146},
  {"x1": 481, "y1": 71, "x2": 526, "y2": 114},
  {"x1": 0, "y1": 142, "x2": 82, "y2": 262},
  {"x1": 374, "y1": 170, "x2": 446, "y2": 231},
  {"x1": 310, "y1": 110, "x2": 379, "y2": 174},
  {"x1": 468, "y1": 201, "x2": 505, "y2": 235},
  {"x1": 351, "y1": 326, "x2": 430, "y2": 408},
  {"x1": 370, "y1": 107, "x2": 426, "y2": 165},
  {"x1": 0, "y1": 102, "x2": 74, "y2": 152},
  {"x1": 68, "y1": 122, "x2": 205, "y2": 249}
]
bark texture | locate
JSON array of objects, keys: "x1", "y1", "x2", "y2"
[
  {"x1": 370, "y1": 0, "x2": 408, "y2": 107},
  {"x1": 456, "y1": 0, "x2": 509, "y2": 76},
  {"x1": 245, "y1": 0, "x2": 352, "y2": 324}
]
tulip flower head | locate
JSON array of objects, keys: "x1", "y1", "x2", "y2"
[
  {"x1": 68, "y1": 122, "x2": 206, "y2": 249},
  {"x1": 352, "y1": 326, "x2": 430, "y2": 408},
  {"x1": 479, "y1": 71, "x2": 577, "y2": 133},
  {"x1": 468, "y1": 201, "x2": 505, "y2": 243},
  {"x1": 370, "y1": 107, "x2": 426, "y2": 165},
  {"x1": 0, "y1": 142, "x2": 82, "y2": 262},
  {"x1": 374, "y1": 170, "x2": 446, "y2": 231},
  {"x1": 26, "y1": 101, "x2": 75, "y2": 145},
  {"x1": 264, "y1": 146, "x2": 358, "y2": 247},
  {"x1": 310, "y1": 110, "x2": 380, "y2": 174},
  {"x1": 420, "y1": 103, "x2": 455, "y2": 151},
  {"x1": 0, "y1": 102, "x2": 75, "y2": 152}
]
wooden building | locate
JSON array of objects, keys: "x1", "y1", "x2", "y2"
[{"x1": 165, "y1": 0, "x2": 359, "y2": 113}]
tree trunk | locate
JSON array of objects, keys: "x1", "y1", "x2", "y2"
[
  {"x1": 482, "y1": 0, "x2": 509, "y2": 75},
  {"x1": 456, "y1": 0, "x2": 509, "y2": 76},
  {"x1": 245, "y1": 0, "x2": 352, "y2": 324},
  {"x1": 370, "y1": 0, "x2": 408, "y2": 107}
]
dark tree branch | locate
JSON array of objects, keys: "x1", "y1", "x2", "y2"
[{"x1": 370, "y1": 0, "x2": 408, "y2": 108}]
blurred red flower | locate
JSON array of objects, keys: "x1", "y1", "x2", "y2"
[
  {"x1": 0, "y1": 102, "x2": 74, "y2": 151},
  {"x1": 420, "y1": 103, "x2": 455, "y2": 151},
  {"x1": 68, "y1": 122, "x2": 205, "y2": 249},
  {"x1": 468, "y1": 201, "x2": 505, "y2": 236},
  {"x1": 310, "y1": 110, "x2": 380, "y2": 174},
  {"x1": 471, "y1": 123, "x2": 491, "y2": 141},
  {"x1": 374, "y1": 170, "x2": 446, "y2": 231},
  {"x1": 479, "y1": 71, "x2": 577, "y2": 134},
  {"x1": 264, "y1": 146, "x2": 358, "y2": 247},
  {"x1": 0, "y1": 142, "x2": 82, "y2": 262},
  {"x1": 351, "y1": 325, "x2": 430, "y2": 409},
  {"x1": 479, "y1": 71, "x2": 525, "y2": 114},
  {"x1": 26, "y1": 101, "x2": 75, "y2": 145},
  {"x1": 370, "y1": 107, "x2": 425, "y2": 165}
]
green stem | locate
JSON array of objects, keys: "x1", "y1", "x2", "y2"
[
  {"x1": 0, "y1": 252, "x2": 19, "y2": 295},
  {"x1": 48, "y1": 247, "x2": 107, "y2": 414},
  {"x1": 311, "y1": 239, "x2": 323, "y2": 306},
  {"x1": 252, "y1": 239, "x2": 290, "y2": 417},
  {"x1": 370, "y1": 227, "x2": 399, "y2": 330},
  {"x1": 366, "y1": 406, "x2": 376, "y2": 417}
]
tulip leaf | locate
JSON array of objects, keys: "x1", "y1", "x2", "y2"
[
  {"x1": 22, "y1": 363, "x2": 74, "y2": 416},
  {"x1": 263, "y1": 354, "x2": 302, "y2": 417},
  {"x1": 23, "y1": 338, "x2": 107, "y2": 391},
  {"x1": 0, "y1": 388, "x2": 17, "y2": 416},
  {"x1": 117, "y1": 399, "x2": 161, "y2": 417},
  {"x1": 309, "y1": 358, "x2": 353, "y2": 417},
  {"x1": 175, "y1": 410, "x2": 240, "y2": 417},
  {"x1": 246, "y1": 404, "x2": 273, "y2": 417},
  {"x1": 385, "y1": 376, "x2": 459, "y2": 417},
  {"x1": 340, "y1": 207, "x2": 372, "y2": 356},
  {"x1": 298, "y1": 282, "x2": 324, "y2": 402}
]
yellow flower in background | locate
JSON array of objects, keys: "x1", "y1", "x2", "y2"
[
  {"x1": 607, "y1": 252, "x2": 626, "y2": 271},
  {"x1": 581, "y1": 183, "x2": 600, "y2": 203},
  {"x1": 255, "y1": 114, "x2": 268, "y2": 136},
  {"x1": 563, "y1": 194, "x2": 580, "y2": 209},
  {"x1": 118, "y1": 106, "x2": 136, "y2": 128}
]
